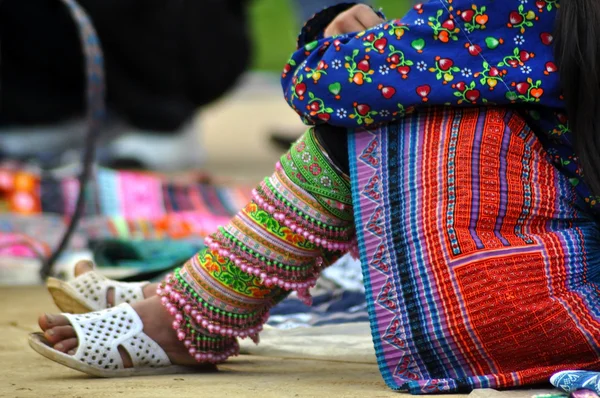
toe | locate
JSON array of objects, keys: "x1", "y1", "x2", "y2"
[
  {"x1": 44, "y1": 325, "x2": 76, "y2": 344},
  {"x1": 54, "y1": 338, "x2": 78, "y2": 353},
  {"x1": 142, "y1": 283, "x2": 159, "y2": 299},
  {"x1": 74, "y1": 260, "x2": 95, "y2": 277},
  {"x1": 38, "y1": 313, "x2": 71, "y2": 331}
]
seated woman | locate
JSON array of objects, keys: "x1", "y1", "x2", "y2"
[{"x1": 29, "y1": 0, "x2": 600, "y2": 394}]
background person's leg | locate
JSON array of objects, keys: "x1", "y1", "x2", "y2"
[{"x1": 0, "y1": 0, "x2": 252, "y2": 171}]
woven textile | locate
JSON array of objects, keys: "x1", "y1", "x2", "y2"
[
  {"x1": 350, "y1": 107, "x2": 600, "y2": 394},
  {"x1": 0, "y1": 166, "x2": 250, "y2": 259}
]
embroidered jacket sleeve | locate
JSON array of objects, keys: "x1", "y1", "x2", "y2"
[{"x1": 281, "y1": 0, "x2": 562, "y2": 127}]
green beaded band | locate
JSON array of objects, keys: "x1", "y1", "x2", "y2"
[
  {"x1": 261, "y1": 178, "x2": 353, "y2": 233},
  {"x1": 218, "y1": 227, "x2": 314, "y2": 272},
  {"x1": 282, "y1": 131, "x2": 351, "y2": 201},
  {"x1": 175, "y1": 268, "x2": 260, "y2": 319}
]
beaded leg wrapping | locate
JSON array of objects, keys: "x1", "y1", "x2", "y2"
[{"x1": 158, "y1": 128, "x2": 355, "y2": 363}]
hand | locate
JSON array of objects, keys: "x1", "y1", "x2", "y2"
[{"x1": 324, "y1": 4, "x2": 384, "y2": 37}]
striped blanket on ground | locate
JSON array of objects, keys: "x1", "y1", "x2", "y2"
[{"x1": 0, "y1": 165, "x2": 250, "y2": 260}]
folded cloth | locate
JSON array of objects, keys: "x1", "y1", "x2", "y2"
[
  {"x1": 551, "y1": 371, "x2": 600, "y2": 395},
  {"x1": 269, "y1": 289, "x2": 368, "y2": 329},
  {"x1": 267, "y1": 253, "x2": 368, "y2": 329}
]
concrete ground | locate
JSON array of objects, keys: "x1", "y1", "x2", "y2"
[
  {"x1": 198, "y1": 72, "x2": 304, "y2": 183},
  {"x1": 0, "y1": 287, "x2": 412, "y2": 398}
]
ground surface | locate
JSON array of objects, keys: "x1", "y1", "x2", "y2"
[{"x1": 0, "y1": 286, "x2": 456, "y2": 398}]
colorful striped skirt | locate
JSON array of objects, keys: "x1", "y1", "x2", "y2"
[{"x1": 350, "y1": 107, "x2": 600, "y2": 394}]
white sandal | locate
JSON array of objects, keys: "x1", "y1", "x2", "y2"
[
  {"x1": 47, "y1": 271, "x2": 148, "y2": 314},
  {"x1": 28, "y1": 303, "x2": 195, "y2": 377}
]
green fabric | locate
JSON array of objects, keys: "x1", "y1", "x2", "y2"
[{"x1": 282, "y1": 128, "x2": 353, "y2": 221}]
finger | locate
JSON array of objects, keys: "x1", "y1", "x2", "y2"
[
  {"x1": 353, "y1": 6, "x2": 384, "y2": 30},
  {"x1": 324, "y1": 16, "x2": 365, "y2": 37}
]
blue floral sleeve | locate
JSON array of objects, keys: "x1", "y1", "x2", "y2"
[{"x1": 281, "y1": 0, "x2": 562, "y2": 127}]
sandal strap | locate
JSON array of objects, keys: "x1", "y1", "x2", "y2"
[
  {"x1": 69, "y1": 271, "x2": 147, "y2": 310},
  {"x1": 64, "y1": 303, "x2": 172, "y2": 370}
]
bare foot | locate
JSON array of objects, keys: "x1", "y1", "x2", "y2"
[
  {"x1": 38, "y1": 296, "x2": 205, "y2": 368},
  {"x1": 74, "y1": 261, "x2": 159, "y2": 307}
]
